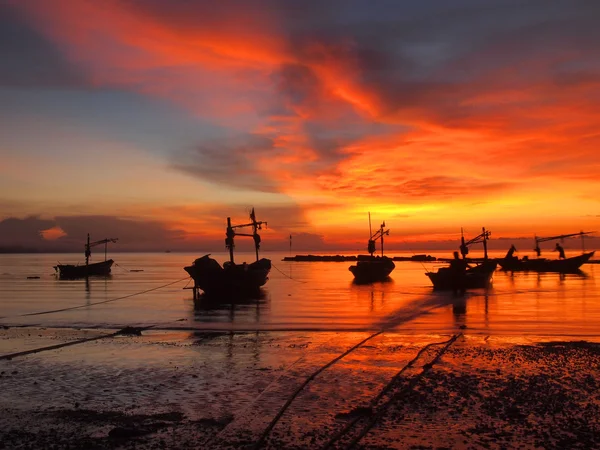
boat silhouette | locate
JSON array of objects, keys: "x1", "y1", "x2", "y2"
[
  {"x1": 499, "y1": 231, "x2": 595, "y2": 273},
  {"x1": 185, "y1": 208, "x2": 271, "y2": 297},
  {"x1": 54, "y1": 234, "x2": 118, "y2": 279},
  {"x1": 349, "y1": 213, "x2": 395, "y2": 283},
  {"x1": 426, "y1": 227, "x2": 497, "y2": 291}
]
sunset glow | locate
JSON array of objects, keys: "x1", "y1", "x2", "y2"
[{"x1": 2, "y1": 0, "x2": 599, "y2": 251}]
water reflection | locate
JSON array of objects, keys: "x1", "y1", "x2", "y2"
[
  {"x1": 190, "y1": 330, "x2": 264, "y2": 361},
  {"x1": 452, "y1": 295, "x2": 467, "y2": 324},
  {"x1": 193, "y1": 290, "x2": 269, "y2": 323},
  {"x1": 350, "y1": 279, "x2": 394, "y2": 313}
]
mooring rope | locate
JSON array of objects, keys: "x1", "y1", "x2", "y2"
[
  {"x1": 0, "y1": 277, "x2": 190, "y2": 320},
  {"x1": 0, "y1": 317, "x2": 189, "y2": 361},
  {"x1": 252, "y1": 330, "x2": 384, "y2": 449},
  {"x1": 271, "y1": 263, "x2": 307, "y2": 283},
  {"x1": 344, "y1": 333, "x2": 463, "y2": 449},
  {"x1": 322, "y1": 333, "x2": 462, "y2": 449}
]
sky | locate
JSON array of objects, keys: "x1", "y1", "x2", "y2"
[{"x1": 1, "y1": 0, "x2": 599, "y2": 252}]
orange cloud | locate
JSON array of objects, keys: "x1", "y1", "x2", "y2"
[{"x1": 9, "y1": 0, "x2": 600, "y2": 245}]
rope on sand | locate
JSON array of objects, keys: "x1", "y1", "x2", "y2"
[
  {"x1": 252, "y1": 330, "x2": 384, "y2": 449},
  {"x1": 0, "y1": 319, "x2": 189, "y2": 361},
  {"x1": 336, "y1": 333, "x2": 463, "y2": 450},
  {"x1": 0, "y1": 326, "x2": 156, "y2": 361}
]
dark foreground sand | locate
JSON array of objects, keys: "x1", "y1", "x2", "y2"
[{"x1": 1, "y1": 327, "x2": 599, "y2": 449}]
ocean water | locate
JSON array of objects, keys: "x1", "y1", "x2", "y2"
[{"x1": 0, "y1": 251, "x2": 598, "y2": 335}]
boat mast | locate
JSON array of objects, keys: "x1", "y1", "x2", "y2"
[
  {"x1": 226, "y1": 208, "x2": 267, "y2": 263},
  {"x1": 380, "y1": 221, "x2": 386, "y2": 257},
  {"x1": 226, "y1": 217, "x2": 235, "y2": 263},
  {"x1": 482, "y1": 227, "x2": 489, "y2": 260},
  {"x1": 85, "y1": 233, "x2": 91, "y2": 268},
  {"x1": 534, "y1": 231, "x2": 595, "y2": 254},
  {"x1": 367, "y1": 214, "x2": 390, "y2": 257},
  {"x1": 86, "y1": 236, "x2": 119, "y2": 262},
  {"x1": 367, "y1": 213, "x2": 375, "y2": 256},
  {"x1": 461, "y1": 227, "x2": 491, "y2": 260}
]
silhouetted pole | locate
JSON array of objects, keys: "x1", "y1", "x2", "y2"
[
  {"x1": 460, "y1": 228, "x2": 468, "y2": 259},
  {"x1": 85, "y1": 233, "x2": 91, "y2": 267},
  {"x1": 226, "y1": 217, "x2": 235, "y2": 263},
  {"x1": 254, "y1": 235, "x2": 260, "y2": 261},
  {"x1": 482, "y1": 227, "x2": 488, "y2": 260},
  {"x1": 85, "y1": 233, "x2": 91, "y2": 278},
  {"x1": 380, "y1": 222, "x2": 385, "y2": 257}
]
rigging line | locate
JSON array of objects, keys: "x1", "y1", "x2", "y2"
[
  {"x1": 113, "y1": 262, "x2": 144, "y2": 273},
  {"x1": 345, "y1": 333, "x2": 463, "y2": 450},
  {"x1": 400, "y1": 240, "x2": 433, "y2": 273},
  {"x1": 113, "y1": 262, "x2": 131, "y2": 273},
  {"x1": 182, "y1": 277, "x2": 193, "y2": 289},
  {"x1": 0, "y1": 319, "x2": 188, "y2": 361},
  {"x1": 321, "y1": 334, "x2": 461, "y2": 450},
  {"x1": 271, "y1": 262, "x2": 307, "y2": 283},
  {"x1": 1, "y1": 277, "x2": 191, "y2": 319},
  {"x1": 0, "y1": 331, "x2": 121, "y2": 361},
  {"x1": 252, "y1": 330, "x2": 384, "y2": 450}
]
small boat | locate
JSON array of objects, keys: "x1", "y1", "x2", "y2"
[
  {"x1": 427, "y1": 260, "x2": 497, "y2": 290},
  {"x1": 185, "y1": 255, "x2": 271, "y2": 296},
  {"x1": 185, "y1": 209, "x2": 271, "y2": 297},
  {"x1": 426, "y1": 227, "x2": 496, "y2": 291},
  {"x1": 54, "y1": 234, "x2": 118, "y2": 279},
  {"x1": 55, "y1": 259, "x2": 114, "y2": 279},
  {"x1": 499, "y1": 232, "x2": 595, "y2": 273},
  {"x1": 349, "y1": 214, "x2": 395, "y2": 283}
]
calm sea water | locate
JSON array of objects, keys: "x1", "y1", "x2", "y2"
[{"x1": 0, "y1": 251, "x2": 598, "y2": 335}]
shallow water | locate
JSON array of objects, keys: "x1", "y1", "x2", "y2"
[{"x1": 0, "y1": 251, "x2": 598, "y2": 335}]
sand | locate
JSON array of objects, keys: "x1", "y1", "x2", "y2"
[{"x1": 1, "y1": 327, "x2": 600, "y2": 449}]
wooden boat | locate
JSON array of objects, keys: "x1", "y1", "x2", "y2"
[
  {"x1": 499, "y1": 251, "x2": 594, "y2": 273},
  {"x1": 499, "y1": 232, "x2": 595, "y2": 273},
  {"x1": 55, "y1": 259, "x2": 114, "y2": 279},
  {"x1": 185, "y1": 209, "x2": 271, "y2": 297},
  {"x1": 349, "y1": 214, "x2": 395, "y2": 283},
  {"x1": 54, "y1": 234, "x2": 118, "y2": 279},
  {"x1": 349, "y1": 256, "x2": 396, "y2": 283},
  {"x1": 426, "y1": 227, "x2": 496, "y2": 291},
  {"x1": 427, "y1": 260, "x2": 497, "y2": 290},
  {"x1": 185, "y1": 255, "x2": 271, "y2": 296}
]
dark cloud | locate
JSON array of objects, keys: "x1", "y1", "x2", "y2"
[
  {"x1": 172, "y1": 133, "x2": 280, "y2": 192},
  {"x1": 318, "y1": 174, "x2": 515, "y2": 202},
  {"x1": 54, "y1": 216, "x2": 186, "y2": 251},
  {"x1": 0, "y1": 215, "x2": 187, "y2": 252},
  {"x1": 0, "y1": 4, "x2": 85, "y2": 88},
  {"x1": 0, "y1": 216, "x2": 55, "y2": 249}
]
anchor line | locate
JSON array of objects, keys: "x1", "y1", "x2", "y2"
[
  {"x1": 252, "y1": 330, "x2": 384, "y2": 449},
  {"x1": 336, "y1": 333, "x2": 463, "y2": 450}
]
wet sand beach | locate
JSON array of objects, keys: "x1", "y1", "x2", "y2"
[
  {"x1": 2, "y1": 253, "x2": 600, "y2": 448},
  {"x1": 2, "y1": 327, "x2": 600, "y2": 449}
]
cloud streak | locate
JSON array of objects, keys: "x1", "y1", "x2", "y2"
[{"x1": 3, "y1": 0, "x2": 600, "y2": 245}]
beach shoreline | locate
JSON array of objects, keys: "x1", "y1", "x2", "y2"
[{"x1": 2, "y1": 327, "x2": 599, "y2": 449}]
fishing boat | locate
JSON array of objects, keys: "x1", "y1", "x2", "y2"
[
  {"x1": 426, "y1": 227, "x2": 497, "y2": 291},
  {"x1": 499, "y1": 231, "x2": 595, "y2": 273},
  {"x1": 185, "y1": 209, "x2": 271, "y2": 297},
  {"x1": 54, "y1": 234, "x2": 118, "y2": 279},
  {"x1": 349, "y1": 214, "x2": 395, "y2": 283}
]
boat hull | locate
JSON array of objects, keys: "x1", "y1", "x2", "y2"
[
  {"x1": 349, "y1": 257, "x2": 395, "y2": 283},
  {"x1": 499, "y1": 251, "x2": 594, "y2": 273},
  {"x1": 426, "y1": 261, "x2": 497, "y2": 291},
  {"x1": 185, "y1": 255, "x2": 271, "y2": 296},
  {"x1": 54, "y1": 259, "x2": 114, "y2": 279}
]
